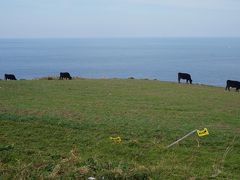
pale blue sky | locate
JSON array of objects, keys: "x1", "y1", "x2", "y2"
[{"x1": 0, "y1": 0, "x2": 240, "y2": 38}]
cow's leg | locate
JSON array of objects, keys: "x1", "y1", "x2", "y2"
[{"x1": 226, "y1": 85, "x2": 230, "y2": 91}]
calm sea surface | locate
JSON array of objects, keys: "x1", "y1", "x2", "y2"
[{"x1": 0, "y1": 38, "x2": 240, "y2": 86}]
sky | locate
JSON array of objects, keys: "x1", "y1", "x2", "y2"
[{"x1": 0, "y1": 0, "x2": 240, "y2": 38}]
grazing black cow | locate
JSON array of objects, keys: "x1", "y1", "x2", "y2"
[
  {"x1": 225, "y1": 80, "x2": 240, "y2": 92},
  {"x1": 5, "y1": 74, "x2": 17, "y2": 80},
  {"x1": 178, "y1": 72, "x2": 192, "y2": 84},
  {"x1": 59, "y1": 72, "x2": 72, "y2": 80}
]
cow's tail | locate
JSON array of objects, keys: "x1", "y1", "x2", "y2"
[{"x1": 178, "y1": 73, "x2": 180, "y2": 83}]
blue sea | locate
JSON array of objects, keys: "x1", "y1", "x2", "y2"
[{"x1": 0, "y1": 38, "x2": 240, "y2": 86}]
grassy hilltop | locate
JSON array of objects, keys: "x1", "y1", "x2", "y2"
[{"x1": 0, "y1": 79, "x2": 239, "y2": 179}]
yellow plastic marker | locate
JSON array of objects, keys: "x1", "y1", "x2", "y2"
[
  {"x1": 197, "y1": 128, "x2": 209, "y2": 137},
  {"x1": 110, "y1": 136, "x2": 122, "y2": 143}
]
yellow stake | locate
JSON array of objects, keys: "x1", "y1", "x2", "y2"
[{"x1": 167, "y1": 128, "x2": 209, "y2": 148}]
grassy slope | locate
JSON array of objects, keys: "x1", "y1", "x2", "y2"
[{"x1": 0, "y1": 79, "x2": 239, "y2": 179}]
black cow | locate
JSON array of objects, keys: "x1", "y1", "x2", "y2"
[
  {"x1": 225, "y1": 80, "x2": 240, "y2": 92},
  {"x1": 178, "y1": 72, "x2": 192, "y2": 84},
  {"x1": 59, "y1": 72, "x2": 72, "y2": 80},
  {"x1": 5, "y1": 74, "x2": 17, "y2": 80}
]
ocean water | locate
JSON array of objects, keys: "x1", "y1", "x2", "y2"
[{"x1": 0, "y1": 38, "x2": 240, "y2": 86}]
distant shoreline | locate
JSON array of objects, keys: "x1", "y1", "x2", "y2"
[{"x1": 0, "y1": 76, "x2": 226, "y2": 88}]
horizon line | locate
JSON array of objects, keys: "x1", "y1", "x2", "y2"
[{"x1": 1, "y1": 36, "x2": 240, "y2": 39}]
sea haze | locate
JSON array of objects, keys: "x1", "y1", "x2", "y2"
[{"x1": 0, "y1": 38, "x2": 240, "y2": 86}]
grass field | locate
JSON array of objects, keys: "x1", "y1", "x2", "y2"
[{"x1": 0, "y1": 79, "x2": 239, "y2": 179}]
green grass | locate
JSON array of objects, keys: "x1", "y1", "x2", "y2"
[{"x1": 0, "y1": 79, "x2": 239, "y2": 179}]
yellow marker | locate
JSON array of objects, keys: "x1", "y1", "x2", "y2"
[
  {"x1": 110, "y1": 136, "x2": 122, "y2": 143},
  {"x1": 197, "y1": 128, "x2": 209, "y2": 137}
]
